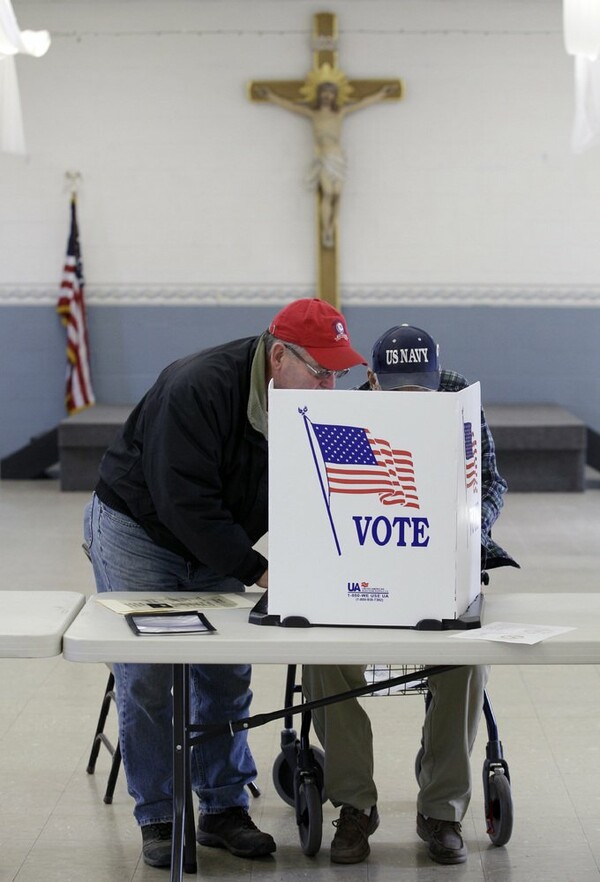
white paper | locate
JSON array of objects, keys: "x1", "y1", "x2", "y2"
[
  {"x1": 96, "y1": 593, "x2": 256, "y2": 615},
  {"x1": 449, "y1": 621, "x2": 575, "y2": 645}
]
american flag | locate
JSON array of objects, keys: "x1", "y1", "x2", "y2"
[
  {"x1": 464, "y1": 421, "x2": 478, "y2": 492},
  {"x1": 311, "y1": 421, "x2": 420, "y2": 508},
  {"x1": 56, "y1": 198, "x2": 95, "y2": 414}
]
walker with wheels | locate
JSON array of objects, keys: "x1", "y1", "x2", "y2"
[{"x1": 271, "y1": 662, "x2": 513, "y2": 855}]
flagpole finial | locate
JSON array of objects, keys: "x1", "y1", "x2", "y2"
[{"x1": 64, "y1": 170, "x2": 81, "y2": 199}]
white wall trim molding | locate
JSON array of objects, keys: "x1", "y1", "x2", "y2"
[{"x1": 2, "y1": 284, "x2": 600, "y2": 308}]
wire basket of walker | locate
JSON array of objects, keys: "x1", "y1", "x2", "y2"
[{"x1": 365, "y1": 664, "x2": 428, "y2": 697}]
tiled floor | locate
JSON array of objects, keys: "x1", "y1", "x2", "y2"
[{"x1": 1, "y1": 475, "x2": 600, "y2": 881}]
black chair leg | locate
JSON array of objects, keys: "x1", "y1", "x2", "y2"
[
  {"x1": 103, "y1": 740, "x2": 122, "y2": 804},
  {"x1": 87, "y1": 672, "x2": 116, "y2": 774},
  {"x1": 87, "y1": 671, "x2": 122, "y2": 803}
]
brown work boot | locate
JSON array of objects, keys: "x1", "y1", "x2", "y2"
[
  {"x1": 330, "y1": 805, "x2": 379, "y2": 864},
  {"x1": 416, "y1": 813, "x2": 467, "y2": 864}
]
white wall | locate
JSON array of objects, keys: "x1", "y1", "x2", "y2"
[
  {"x1": 2, "y1": 0, "x2": 598, "y2": 304},
  {"x1": 2, "y1": 0, "x2": 600, "y2": 461}
]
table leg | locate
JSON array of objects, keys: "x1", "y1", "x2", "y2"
[
  {"x1": 171, "y1": 663, "x2": 197, "y2": 881},
  {"x1": 183, "y1": 665, "x2": 197, "y2": 872}
]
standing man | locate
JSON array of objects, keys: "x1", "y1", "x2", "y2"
[
  {"x1": 83, "y1": 298, "x2": 366, "y2": 868},
  {"x1": 303, "y1": 324, "x2": 518, "y2": 866}
]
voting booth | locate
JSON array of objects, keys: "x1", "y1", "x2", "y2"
[{"x1": 268, "y1": 384, "x2": 482, "y2": 628}]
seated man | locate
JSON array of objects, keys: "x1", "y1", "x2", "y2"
[{"x1": 302, "y1": 324, "x2": 518, "y2": 866}]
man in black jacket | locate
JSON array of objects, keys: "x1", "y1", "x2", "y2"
[{"x1": 83, "y1": 298, "x2": 366, "y2": 868}]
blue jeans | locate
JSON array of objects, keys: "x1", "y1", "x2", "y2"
[{"x1": 83, "y1": 493, "x2": 257, "y2": 826}]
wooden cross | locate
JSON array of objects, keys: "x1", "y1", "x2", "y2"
[{"x1": 249, "y1": 12, "x2": 402, "y2": 310}]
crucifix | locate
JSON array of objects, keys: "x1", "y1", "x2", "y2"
[{"x1": 249, "y1": 12, "x2": 402, "y2": 310}]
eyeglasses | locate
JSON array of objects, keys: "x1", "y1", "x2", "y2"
[{"x1": 284, "y1": 344, "x2": 349, "y2": 380}]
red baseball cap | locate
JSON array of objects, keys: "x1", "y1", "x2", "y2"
[{"x1": 268, "y1": 298, "x2": 367, "y2": 370}]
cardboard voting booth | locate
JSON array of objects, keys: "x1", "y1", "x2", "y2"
[{"x1": 268, "y1": 384, "x2": 482, "y2": 627}]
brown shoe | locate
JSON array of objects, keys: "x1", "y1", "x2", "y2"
[
  {"x1": 416, "y1": 813, "x2": 467, "y2": 864},
  {"x1": 330, "y1": 805, "x2": 379, "y2": 864}
]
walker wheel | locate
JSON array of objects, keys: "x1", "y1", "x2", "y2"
[
  {"x1": 295, "y1": 774, "x2": 323, "y2": 856},
  {"x1": 272, "y1": 745, "x2": 326, "y2": 808},
  {"x1": 272, "y1": 749, "x2": 295, "y2": 806},
  {"x1": 485, "y1": 770, "x2": 513, "y2": 846}
]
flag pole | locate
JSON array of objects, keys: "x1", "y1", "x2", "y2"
[
  {"x1": 300, "y1": 409, "x2": 342, "y2": 556},
  {"x1": 65, "y1": 170, "x2": 81, "y2": 201}
]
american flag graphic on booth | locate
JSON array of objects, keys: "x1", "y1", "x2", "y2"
[
  {"x1": 311, "y1": 421, "x2": 420, "y2": 508},
  {"x1": 464, "y1": 421, "x2": 478, "y2": 492}
]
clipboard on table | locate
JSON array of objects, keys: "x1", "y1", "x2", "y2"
[{"x1": 126, "y1": 611, "x2": 216, "y2": 636}]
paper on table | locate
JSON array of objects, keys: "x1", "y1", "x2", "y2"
[
  {"x1": 449, "y1": 622, "x2": 575, "y2": 645},
  {"x1": 96, "y1": 593, "x2": 257, "y2": 615}
]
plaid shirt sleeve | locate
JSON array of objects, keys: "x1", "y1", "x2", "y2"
[
  {"x1": 360, "y1": 369, "x2": 516, "y2": 567},
  {"x1": 439, "y1": 370, "x2": 513, "y2": 566}
]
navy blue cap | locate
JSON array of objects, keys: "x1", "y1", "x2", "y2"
[{"x1": 371, "y1": 325, "x2": 440, "y2": 390}]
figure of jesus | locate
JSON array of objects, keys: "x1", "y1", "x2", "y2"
[{"x1": 255, "y1": 67, "x2": 397, "y2": 249}]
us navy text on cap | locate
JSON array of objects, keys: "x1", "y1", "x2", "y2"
[{"x1": 385, "y1": 347, "x2": 430, "y2": 366}]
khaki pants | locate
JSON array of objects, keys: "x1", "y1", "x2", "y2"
[
  {"x1": 302, "y1": 664, "x2": 377, "y2": 810},
  {"x1": 302, "y1": 663, "x2": 489, "y2": 821}
]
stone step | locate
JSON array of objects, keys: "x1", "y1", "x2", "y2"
[
  {"x1": 58, "y1": 403, "x2": 587, "y2": 493},
  {"x1": 484, "y1": 404, "x2": 586, "y2": 493},
  {"x1": 58, "y1": 405, "x2": 133, "y2": 492}
]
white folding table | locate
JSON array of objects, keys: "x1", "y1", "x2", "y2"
[
  {"x1": 63, "y1": 590, "x2": 600, "y2": 881},
  {"x1": 1, "y1": 590, "x2": 85, "y2": 658}
]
